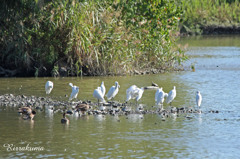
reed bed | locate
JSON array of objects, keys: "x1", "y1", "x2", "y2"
[{"x1": 1, "y1": 0, "x2": 185, "y2": 77}]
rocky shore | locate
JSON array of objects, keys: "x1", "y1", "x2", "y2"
[{"x1": 0, "y1": 94, "x2": 219, "y2": 119}]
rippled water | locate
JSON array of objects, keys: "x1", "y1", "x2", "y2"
[{"x1": 1, "y1": 35, "x2": 240, "y2": 158}]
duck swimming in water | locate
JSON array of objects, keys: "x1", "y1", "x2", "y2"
[
  {"x1": 61, "y1": 113, "x2": 69, "y2": 124},
  {"x1": 18, "y1": 106, "x2": 36, "y2": 120}
]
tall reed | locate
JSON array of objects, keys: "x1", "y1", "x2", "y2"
[{"x1": 0, "y1": 0, "x2": 187, "y2": 77}]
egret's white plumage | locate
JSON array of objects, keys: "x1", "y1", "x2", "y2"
[
  {"x1": 106, "y1": 81, "x2": 120, "y2": 100},
  {"x1": 69, "y1": 83, "x2": 79, "y2": 100},
  {"x1": 164, "y1": 92, "x2": 168, "y2": 98},
  {"x1": 93, "y1": 87, "x2": 105, "y2": 103},
  {"x1": 156, "y1": 88, "x2": 164, "y2": 105},
  {"x1": 126, "y1": 85, "x2": 144, "y2": 105},
  {"x1": 45, "y1": 81, "x2": 53, "y2": 94},
  {"x1": 135, "y1": 87, "x2": 144, "y2": 102},
  {"x1": 155, "y1": 88, "x2": 162, "y2": 102},
  {"x1": 166, "y1": 86, "x2": 176, "y2": 105},
  {"x1": 100, "y1": 81, "x2": 106, "y2": 97},
  {"x1": 196, "y1": 91, "x2": 202, "y2": 107},
  {"x1": 126, "y1": 85, "x2": 138, "y2": 102}
]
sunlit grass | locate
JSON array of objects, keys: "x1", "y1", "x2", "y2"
[{"x1": 181, "y1": 0, "x2": 240, "y2": 35}]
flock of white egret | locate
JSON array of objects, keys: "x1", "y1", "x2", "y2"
[{"x1": 45, "y1": 80, "x2": 202, "y2": 110}]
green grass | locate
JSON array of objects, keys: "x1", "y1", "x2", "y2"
[{"x1": 180, "y1": 0, "x2": 240, "y2": 35}]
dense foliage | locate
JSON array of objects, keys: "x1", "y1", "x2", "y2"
[{"x1": 1, "y1": 0, "x2": 186, "y2": 77}]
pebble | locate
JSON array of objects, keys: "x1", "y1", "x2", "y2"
[{"x1": 0, "y1": 94, "x2": 220, "y2": 119}]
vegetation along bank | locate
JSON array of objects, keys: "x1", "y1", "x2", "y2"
[{"x1": 1, "y1": 0, "x2": 239, "y2": 77}]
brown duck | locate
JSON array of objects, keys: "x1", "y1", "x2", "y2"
[
  {"x1": 75, "y1": 103, "x2": 90, "y2": 115},
  {"x1": 18, "y1": 106, "x2": 36, "y2": 120}
]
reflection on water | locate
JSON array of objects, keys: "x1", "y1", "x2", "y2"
[{"x1": 1, "y1": 35, "x2": 240, "y2": 158}]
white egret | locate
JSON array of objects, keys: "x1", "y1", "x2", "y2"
[
  {"x1": 164, "y1": 92, "x2": 168, "y2": 98},
  {"x1": 69, "y1": 83, "x2": 79, "y2": 101},
  {"x1": 155, "y1": 88, "x2": 162, "y2": 102},
  {"x1": 126, "y1": 85, "x2": 138, "y2": 102},
  {"x1": 93, "y1": 87, "x2": 105, "y2": 105},
  {"x1": 100, "y1": 81, "x2": 106, "y2": 97},
  {"x1": 166, "y1": 86, "x2": 176, "y2": 106},
  {"x1": 126, "y1": 85, "x2": 144, "y2": 106},
  {"x1": 45, "y1": 81, "x2": 53, "y2": 94},
  {"x1": 135, "y1": 87, "x2": 144, "y2": 103},
  {"x1": 156, "y1": 88, "x2": 165, "y2": 110},
  {"x1": 196, "y1": 91, "x2": 202, "y2": 109},
  {"x1": 106, "y1": 81, "x2": 120, "y2": 100}
]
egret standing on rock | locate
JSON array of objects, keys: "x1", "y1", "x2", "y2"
[
  {"x1": 126, "y1": 85, "x2": 144, "y2": 106},
  {"x1": 134, "y1": 87, "x2": 144, "y2": 105},
  {"x1": 126, "y1": 85, "x2": 138, "y2": 102},
  {"x1": 93, "y1": 87, "x2": 105, "y2": 105},
  {"x1": 69, "y1": 83, "x2": 79, "y2": 101},
  {"x1": 196, "y1": 91, "x2": 202, "y2": 109},
  {"x1": 155, "y1": 87, "x2": 168, "y2": 110},
  {"x1": 106, "y1": 81, "x2": 120, "y2": 100},
  {"x1": 166, "y1": 86, "x2": 176, "y2": 106},
  {"x1": 45, "y1": 81, "x2": 53, "y2": 94},
  {"x1": 155, "y1": 88, "x2": 162, "y2": 102},
  {"x1": 100, "y1": 81, "x2": 106, "y2": 97}
]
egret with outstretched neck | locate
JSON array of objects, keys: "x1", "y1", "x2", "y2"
[
  {"x1": 196, "y1": 91, "x2": 202, "y2": 110},
  {"x1": 106, "y1": 81, "x2": 120, "y2": 100},
  {"x1": 100, "y1": 81, "x2": 106, "y2": 97}
]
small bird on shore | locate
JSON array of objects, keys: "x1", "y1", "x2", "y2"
[
  {"x1": 196, "y1": 91, "x2": 202, "y2": 109},
  {"x1": 166, "y1": 86, "x2": 176, "y2": 106},
  {"x1": 106, "y1": 81, "x2": 120, "y2": 100},
  {"x1": 18, "y1": 106, "x2": 36, "y2": 120},
  {"x1": 69, "y1": 83, "x2": 79, "y2": 101},
  {"x1": 45, "y1": 81, "x2": 53, "y2": 94},
  {"x1": 61, "y1": 113, "x2": 69, "y2": 124}
]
